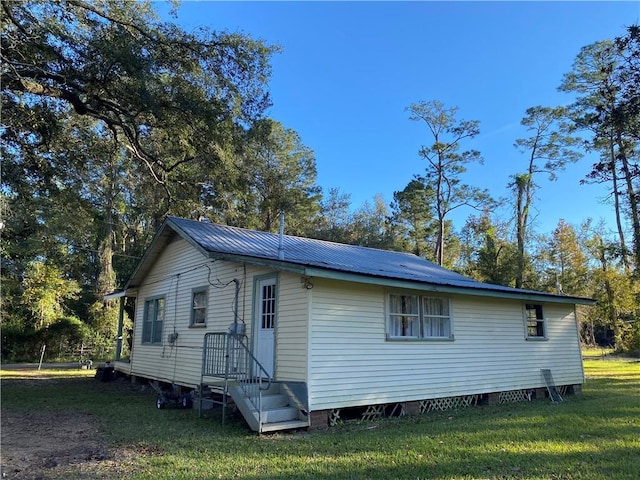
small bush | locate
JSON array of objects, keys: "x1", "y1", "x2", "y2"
[
  {"x1": 618, "y1": 319, "x2": 640, "y2": 357},
  {"x1": 1, "y1": 322, "x2": 43, "y2": 362},
  {"x1": 43, "y1": 316, "x2": 93, "y2": 359}
]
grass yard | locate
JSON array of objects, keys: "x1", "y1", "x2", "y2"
[
  {"x1": 581, "y1": 347, "x2": 616, "y2": 358},
  {"x1": 1, "y1": 359, "x2": 639, "y2": 480}
]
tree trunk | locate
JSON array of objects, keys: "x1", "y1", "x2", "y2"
[
  {"x1": 515, "y1": 174, "x2": 530, "y2": 289},
  {"x1": 435, "y1": 215, "x2": 444, "y2": 266},
  {"x1": 96, "y1": 159, "x2": 117, "y2": 298},
  {"x1": 609, "y1": 135, "x2": 631, "y2": 272},
  {"x1": 615, "y1": 131, "x2": 640, "y2": 272},
  {"x1": 434, "y1": 159, "x2": 445, "y2": 266},
  {"x1": 598, "y1": 241, "x2": 619, "y2": 347}
]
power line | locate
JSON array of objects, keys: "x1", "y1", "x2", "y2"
[{"x1": 68, "y1": 244, "x2": 142, "y2": 259}]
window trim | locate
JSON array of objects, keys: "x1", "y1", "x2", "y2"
[
  {"x1": 190, "y1": 286, "x2": 208, "y2": 328},
  {"x1": 141, "y1": 295, "x2": 165, "y2": 345},
  {"x1": 524, "y1": 303, "x2": 547, "y2": 340},
  {"x1": 386, "y1": 292, "x2": 454, "y2": 341}
]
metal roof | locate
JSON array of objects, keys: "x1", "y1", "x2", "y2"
[{"x1": 156, "y1": 216, "x2": 594, "y2": 305}]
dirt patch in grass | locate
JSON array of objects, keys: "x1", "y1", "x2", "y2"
[{"x1": 0, "y1": 409, "x2": 146, "y2": 479}]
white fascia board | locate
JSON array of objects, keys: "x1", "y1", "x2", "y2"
[{"x1": 103, "y1": 291, "x2": 126, "y2": 300}]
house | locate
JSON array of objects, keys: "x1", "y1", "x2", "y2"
[{"x1": 111, "y1": 216, "x2": 594, "y2": 432}]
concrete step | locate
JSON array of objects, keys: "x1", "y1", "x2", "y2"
[
  {"x1": 260, "y1": 394, "x2": 289, "y2": 409},
  {"x1": 260, "y1": 419, "x2": 309, "y2": 433},
  {"x1": 258, "y1": 406, "x2": 299, "y2": 424},
  {"x1": 228, "y1": 382, "x2": 309, "y2": 432}
]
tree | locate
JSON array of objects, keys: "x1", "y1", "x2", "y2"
[
  {"x1": 315, "y1": 188, "x2": 353, "y2": 243},
  {"x1": 0, "y1": 99, "x2": 147, "y2": 349},
  {"x1": 613, "y1": 26, "x2": 640, "y2": 273},
  {"x1": 542, "y1": 219, "x2": 589, "y2": 296},
  {"x1": 349, "y1": 195, "x2": 394, "y2": 249},
  {"x1": 560, "y1": 30, "x2": 640, "y2": 272},
  {"x1": 21, "y1": 261, "x2": 81, "y2": 329},
  {"x1": 406, "y1": 100, "x2": 493, "y2": 265},
  {"x1": 230, "y1": 119, "x2": 322, "y2": 235},
  {"x1": 389, "y1": 178, "x2": 436, "y2": 257},
  {"x1": 2, "y1": 0, "x2": 276, "y2": 224},
  {"x1": 584, "y1": 231, "x2": 638, "y2": 349},
  {"x1": 511, "y1": 106, "x2": 582, "y2": 288},
  {"x1": 1, "y1": 0, "x2": 278, "y2": 358},
  {"x1": 459, "y1": 212, "x2": 518, "y2": 286}
]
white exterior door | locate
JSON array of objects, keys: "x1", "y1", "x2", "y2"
[{"x1": 255, "y1": 276, "x2": 276, "y2": 378}]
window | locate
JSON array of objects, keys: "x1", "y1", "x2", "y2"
[
  {"x1": 142, "y1": 296, "x2": 165, "y2": 344},
  {"x1": 525, "y1": 304, "x2": 546, "y2": 339},
  {"x1": 260, "y1": 283, "x2": 276, "y2": 330},
  {"x1": 389, "y1": 295, "x2": 420, "y2": 337},
  {"x1": 191, "y1": 287, "x2": 208, "y2": 327},
  {"x1": 388, "y1": 294, "x2": 452, "y2": 340},
  {"x1": 422, "y1": 296, "x2": 451, "y2": 338}
]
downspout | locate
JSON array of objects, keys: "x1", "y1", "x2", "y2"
[{"x1": 232, "y1": 278, "x2": 241, "y2": 332}]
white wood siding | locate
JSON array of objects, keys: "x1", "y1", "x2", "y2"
[
  {"x1": 131, "y1": 238, "x2": 266, "y2": 387},
  {"x1": 130, "y1": 237, "x2": 309, "y2": 387},
  {"x1": 274, "y1": 273, "x2": 309, "y2": 381},
  {"x1": 309, "y1": 278, "x2": 583, "y2": 411}
]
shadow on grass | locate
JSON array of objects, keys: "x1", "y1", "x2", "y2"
[
  {"x1": 2, "y1": 364, "x2": 639, "y2": 479},
  {"x1": 221, "y1": 446, "x2": 640, "y2": 480}
]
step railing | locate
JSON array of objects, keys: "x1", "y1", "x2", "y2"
[
  {"x1": 201, "y1": 331, "x2": 272, "y2": 426},
  {"x1": 228, "y1": 332, "x2": 272, "y2": 431}
]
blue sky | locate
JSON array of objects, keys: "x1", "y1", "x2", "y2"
[{"x1": 160, "y1": 1, "x2": 639, "y2": 236}]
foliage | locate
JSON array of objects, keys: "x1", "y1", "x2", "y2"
[
  {"x1": 314, "y1": 190, "x2": 397, "y2": 249},
  {"x1": 560, "y1": 27, "x2": 640, "y2": 272},
  {"x1": 20, "y1": 261, "x2": 81, "y2": 329},
  {"x1": 511, "y1": 106, "x2": 582, "y2": 288},
  {"x1": 44, "y1": 316, "x2": 94, "y2": 359},
  {"x1": 0, "y1": 315, "x2": 93, "y2": 362},
  {"x1": 1, "y1": 3, "x2": 638, "y2": 361},
  {"x1": 85, "y1": 299, "x2": 130, "y2": 359},
  {"x1": 1, "y1": 0, "x2": 276, "y2": 244},
  {"x1": 592, "y1": 264, "x2": 638, "y2": 347},
  {"x1": 389, "y1": 178, "x2": 436, "y2": 257},
  {"x1": 2, "y1": 0, "x2": 275, "y2": 187},
  {"x1": 347, "y1": 195, "x2": 395, "y2": 249},
  {"x1": 219, "y1": 118, "x2": 322, "y2": 235},
  {"x1": 314, "y1": 187, "x2": 353, "y2": 243},
  {"x1": 0, "y1": 319, "x2": 42, "y2": 362},
  {"x1": 458, "y1": 212, "x2": 519, "y2": 286},
  {"x1": 405, "y1": 100, "x2": 494, "y2": 265},
  {"x1": 541, "y1": 219, "x2": 590, "y2": 296},
  {"x1": 46, "y1": 316, "x2": 92, "y2": 344},
  {"x1": 619, "y1": 320, "x2": 640, "y2": 356},
  {"x1": 0, "y1": 0, "x2": 321, "y2": 361}
]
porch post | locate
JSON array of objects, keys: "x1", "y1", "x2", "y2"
[{"x1": 115, "y1": 296, "x2": 125, "y2": 361}]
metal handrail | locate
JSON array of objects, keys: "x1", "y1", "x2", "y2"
[
  {"x1": 201, "y1": 332, "x2": 272, "y2": 427},
  {"x1": 227, "y1": 332, "x2": 272, "y2": 430},
  {"x1": 201, "y1": 332, "x2": 232, "y2": 420}
]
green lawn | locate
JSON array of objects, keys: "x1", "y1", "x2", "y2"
[
  {"x1": 2, "y1": 359, "x2": 639, "y2": 479},
  {"x1": 581, "y1": 347, "x2": 616, "y2": 358}
]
